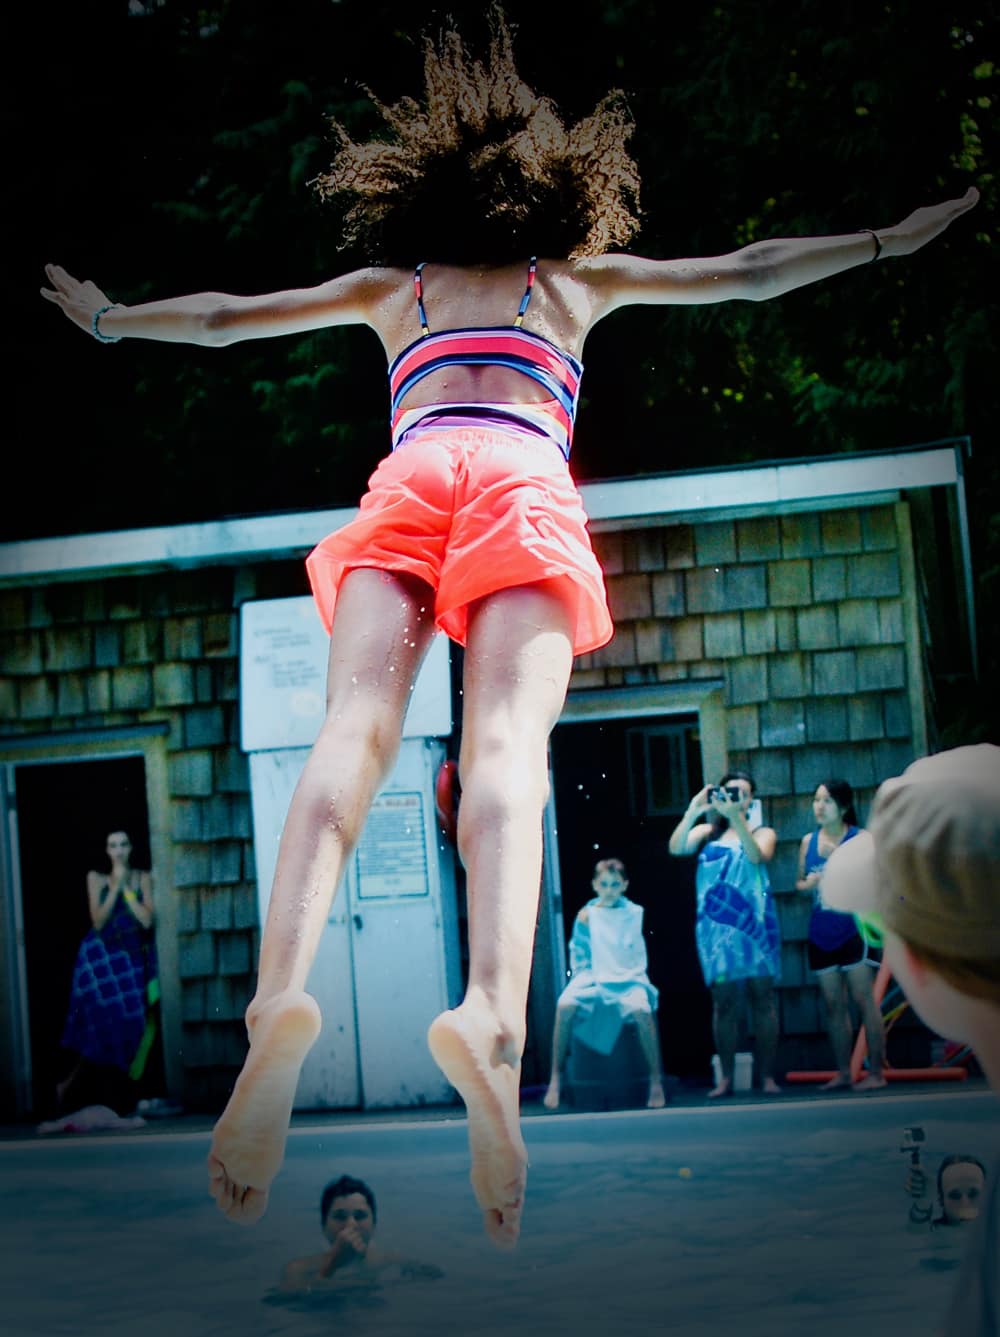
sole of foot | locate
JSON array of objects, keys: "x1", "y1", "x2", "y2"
[
  {"x1": 208, "y1": 990, "x2": 321, "y2": 1225},
  {"x1": 428, "y1": 1007, "x2": 528, "y2": 1250}
]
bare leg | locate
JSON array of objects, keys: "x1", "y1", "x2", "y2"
[
  {"x1": 708, "y1": 981, "x2": 740, "y2": 1097},
  {"x1": 747, "y1": 976, "x2": 781, "y2": 1093},
  {"x1": 847, "y1": 964, "x2": 887, "y2": 1090},
  {"x1": 209, "y1": 569, "x2": 437, "y2": 1223},
  {"x1": 817, "y1": 971, "x2": 854, "y2": 1089},
  {"x1": 427, "y1": 580, "x2": 574, "y2": 1249},
  {"x1": 634, "y1": 1011, "x2": 666, "y2": 1107},
  {"x1": 543, "y1": 1002, "x2": 577, "y2": 1109}
]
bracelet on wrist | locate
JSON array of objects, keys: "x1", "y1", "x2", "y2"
[
  {"x1": 857, "y1": 229, "x2": 882, "y2": 262},
  {"x1": 92, "y1": 304, "x2": 122, "y2": 343}
]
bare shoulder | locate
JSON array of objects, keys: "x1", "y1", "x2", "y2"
[
  {"x1": 755, "y1": 826, "x2": 778, "y2": 857},
  {"x1": 321, "y1": 264, "x2": 403, "y2": 310},
  {"x1": 279, "y1": 1253, "x2": 323, "y2": 1290}
]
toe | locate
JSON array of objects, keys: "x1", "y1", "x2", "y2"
[{"x1": 226, "y1": 1185, "x2": 268, "y2": 1224}]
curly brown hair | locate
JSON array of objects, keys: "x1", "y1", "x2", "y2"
[{"x1": 312, "y1": 5, "x2": 642, "y2": 265}]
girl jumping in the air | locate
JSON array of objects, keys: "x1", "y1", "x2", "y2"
[{"x1": 41, "y1": 6, "x2": 977, "y2": 1249}]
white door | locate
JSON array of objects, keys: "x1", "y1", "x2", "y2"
[
  {"x1": 248, "y1": 749, "x2": 361, "y2": 1108},
  {"x1": 346, "y1": 737, "x2": 459, "y2": 1108},
  {"x1": 248, "y1": 740, "x2": 461, "y2": 1110}
]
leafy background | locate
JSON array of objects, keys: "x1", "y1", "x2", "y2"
[{"x1": 12, "y1": 0, "x2": 998, "y2": 738}]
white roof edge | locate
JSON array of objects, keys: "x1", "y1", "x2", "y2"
[{"x1": 0, "y1": 445, "x2": 963, "y2": 585}]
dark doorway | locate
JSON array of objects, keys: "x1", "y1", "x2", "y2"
[
  {"x1": 13, "y1": 755, "x2": 163, "y2": 1116},
  {"x1": 549, "y1": 714, "x2": 714, "y2": 1081}
]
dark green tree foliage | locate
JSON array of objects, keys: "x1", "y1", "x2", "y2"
[{"x1": 16, "y1": 0, "x2": 998, "y2": 733}]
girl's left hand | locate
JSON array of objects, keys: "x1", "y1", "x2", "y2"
[{"x1": 884, "y1": 187, "x2": 979, "y2": 257}]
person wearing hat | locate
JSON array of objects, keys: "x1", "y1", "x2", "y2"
[{"x1": 821, "y1": 744, "x2": 1000, "y2": 1337}]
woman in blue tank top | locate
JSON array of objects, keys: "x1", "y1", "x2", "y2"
[{"x1": 796, "y1": 778, "x2": 885, "y2": 1091}]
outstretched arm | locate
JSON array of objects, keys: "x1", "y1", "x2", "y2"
[
  {"x1": 40, "y1": 264, "x2": 393, "y2": 347},
  {"x1": 584, "y1": 188, "x2": 978, "y2": 316}
]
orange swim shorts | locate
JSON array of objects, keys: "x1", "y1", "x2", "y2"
[{"x1": 305, "y1": 421, "x2": 613, "y2": 654}]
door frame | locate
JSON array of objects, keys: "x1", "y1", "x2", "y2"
[
  {"x1": 0, "y1": 726, "x2": 180, "y2": 1117},
  {"x1": 533, "y1": 679, "x2": 727, "y2": 1076}
]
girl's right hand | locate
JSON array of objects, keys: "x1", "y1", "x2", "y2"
[{"x1": 40, "y1": 265, "x2": 116, "y2": 338}]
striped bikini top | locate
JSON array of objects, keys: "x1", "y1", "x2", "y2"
[{"x1": 387, "y1": 258, "x2": 584, "y2": 459}]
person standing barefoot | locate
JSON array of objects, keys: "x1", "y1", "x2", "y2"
[
  {"x1": 796, "y1": 779, "x2": 886, "y2": 1092},
  {"x1": 668, "y1": 774, "x2": 782, "y2": 1098}
]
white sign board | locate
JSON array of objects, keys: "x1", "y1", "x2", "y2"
[
  {"x1": 240, "y1": 596, "x2": 452, "y2": 751},
  {"x1": 355, "y1": 791, "x2": 429, "y2": 900}
]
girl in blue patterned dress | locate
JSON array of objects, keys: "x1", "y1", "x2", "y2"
[
  {"x1": 669, "y1": 771, "x2": 781, "y2": 1097},
  {"x1": 58, "y1": 830, "x2": 157, "y2": 1109}
]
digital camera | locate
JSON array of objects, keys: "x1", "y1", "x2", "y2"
[
  {"x1": 900, "y1": 1125, "x2": 926, "y2": 1163},
  {"x1": 711, "y1": 785, "x2": 742, "y2": 803}
]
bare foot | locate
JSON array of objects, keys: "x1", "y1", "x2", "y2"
[
  {"x1": 853, "y1": 1072, "x2": 888, "y2": 1091},
  {"x1": 427, "y1": 1004, "x2": 528, "y2": 1250},
  {"x1": 761, "y1": 1077, "x2": 782, "y2": 1096},
  {"x1": 208, "y1": 990, "x2": 321, "y2": 1224},
  {"x1": 542, "y1": 1077, "x2": 561, "y2": 1111},
  {"x1": 819, "y1": 1073, "x2": 853, "y2": 1091},
  {"x1": 647, "y1": 1079, "x2": 666, "y2": 1109},
  {"x1": 707, "y1": 1078, "x2": 732, "y2": 1099}
]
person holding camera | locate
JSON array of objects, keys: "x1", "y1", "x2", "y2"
[
  {"x1": 668, "y1": 771, "x2": 781, "y2": 1098},
  {"x1": 906, "y1": 1153, "x2": 987, "y2": 1234},
  {"x1": 795, "y1": 778, "x2": 886, "y2": 1091}
]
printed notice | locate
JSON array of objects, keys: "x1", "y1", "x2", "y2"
[
  {"x1": 241, "y1": 597, "x2": 453, "y2": 752},
  {"x1": 355, "y1": 792, "x2": 428, "y2": 900},
  {"x1": 240, "y1": 597, "x2": 328, "y2": 751}
]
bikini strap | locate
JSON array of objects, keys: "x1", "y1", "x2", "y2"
[
  {"x1": 415, "y1": 256, "x2": 536, "y2": 336},
  {"x1": 414, "y1": 262, "x2": 430, "y2": 335},
  {"x1": 513, "y1": 256, "x2": 537, "y2": 328}
]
